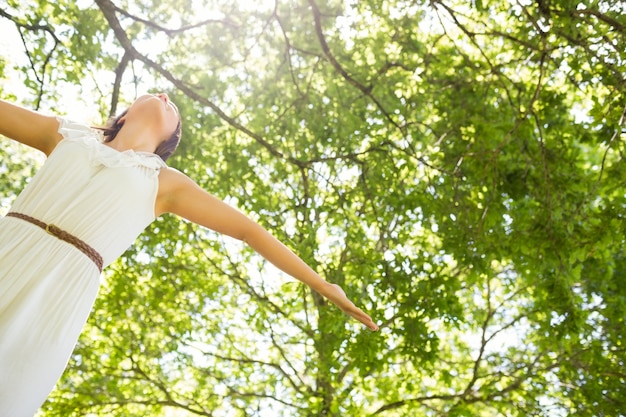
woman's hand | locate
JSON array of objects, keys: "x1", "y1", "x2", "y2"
[{"x1": 321, "y1": 283, "x2": 379, "y2": 331}]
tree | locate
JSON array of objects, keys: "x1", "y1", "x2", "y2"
[{"x1": 0, "y1": 0, "x2": 624, "y2": 415}]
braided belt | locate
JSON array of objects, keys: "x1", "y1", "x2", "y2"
[{"x1": 6, "y1": 212, "x2": 103, "y2": 272}]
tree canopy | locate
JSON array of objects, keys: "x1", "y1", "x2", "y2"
[{"x1": 0, "y1": 0, "x2": 625, "y2": 415}]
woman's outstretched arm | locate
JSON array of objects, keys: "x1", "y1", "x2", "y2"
[
  {"x1": 157, "y1": 167, "x2": 379, "y2": 331},
  {"x1": 0, "y1": 99, "x2": 61, "y2": 155}
]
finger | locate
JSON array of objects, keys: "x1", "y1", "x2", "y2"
[
  {"x1": 360, "y1": 317, "x2": 379, "y2": 331},
  {"x1": 327, "y1": 286, "x2": 378, "y2": 331},
  {"x1": 349, "y1": 307, "x2": 379, "y2": 331},
  {"x1": 364, "y1": 317, "x2": 379, "y2": 331}
]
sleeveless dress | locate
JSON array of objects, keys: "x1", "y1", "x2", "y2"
[{"x1": 0, "y1": 118, "x2": 167, "y2": 417}]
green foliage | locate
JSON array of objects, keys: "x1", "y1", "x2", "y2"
[{"x1": 1, "y1": 0, "x2": 625, "y2": 415}]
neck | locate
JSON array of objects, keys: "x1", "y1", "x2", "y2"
[{"x1": 107, "y1": 122, "x2": 159, "y2": 153}]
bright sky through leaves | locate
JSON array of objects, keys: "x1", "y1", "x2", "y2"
[{"x1": 0, "y1": 0, "x2": 625, "y2": 415}]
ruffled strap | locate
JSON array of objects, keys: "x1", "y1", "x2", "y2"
[
  {"x1": 56, "y1": 117, "x2": 102, "y2": 141},
  {"x1": 55, "y1": 117, "x2": 167, "y2": 171}
]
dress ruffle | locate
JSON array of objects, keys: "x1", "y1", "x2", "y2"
[{"x1": 56, "y1": 117, "x2": 167, "y2": 171}]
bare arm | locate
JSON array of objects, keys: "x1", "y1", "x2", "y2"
[
  {"x1": 157, "y1": 168, "x2": 378, "y2": 331},
  {"x1": 0, "y1": 99, "x2": 62, "y2": 155}
]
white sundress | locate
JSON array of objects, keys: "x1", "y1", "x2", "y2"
[{"x1": 0, "y1": 118, "x2": 167, "y2": 417}]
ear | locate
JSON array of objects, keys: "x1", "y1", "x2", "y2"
[{"x1": 117, "y1": 116, "x2": 126, "y2": 126}]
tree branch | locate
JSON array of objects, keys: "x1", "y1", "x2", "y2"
[
  {"x1": 94, "y1": 0, "x2": 309, "y2": 168},
  {"x1": 111, "y1": 3, "x2": 239, "y2": 35},
  {"x1": 110, "y1": 50, "x2": 131, "y2": 117},
  {"x1": 307, "y1": 0, "x2": 402, "y2": 132},
  {"x1": 0, "y1": 7, "x2": 61, "y2": 109}
]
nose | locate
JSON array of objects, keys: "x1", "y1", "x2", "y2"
[{"x1": 157, "y1": 93, "x2": 169, "y2": 103}]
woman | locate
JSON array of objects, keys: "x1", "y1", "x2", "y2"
[{"x1": 0, "y1": 94, "x2": 378, "y2": 417}]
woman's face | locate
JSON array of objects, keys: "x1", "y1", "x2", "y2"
[{"x1": 126, "y1": 93, "x2": 180, "y2": 141}]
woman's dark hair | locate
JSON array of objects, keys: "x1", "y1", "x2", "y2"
[{"x1": 98, "y1": 109, "x2": 182, "y2": 162}]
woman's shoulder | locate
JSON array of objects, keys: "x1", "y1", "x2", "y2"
[
  {"x1": 157, "y1": 166, "x2": 189, "y2": 185},
  {"x1": 157, "y1": 167, "x2": 201, "y2": 197}
]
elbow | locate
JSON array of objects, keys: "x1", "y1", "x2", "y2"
[{"x1": 238, "y1": 222, "x2": 267, "y2": 248}]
